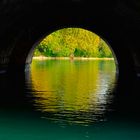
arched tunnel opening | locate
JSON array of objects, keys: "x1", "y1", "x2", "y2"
[
  {"x1": 0, "y1": 0, "x2": 140, "y2": 139},
  {"x1": 26, "y1": 27, "x2": 118, "y2": 124}
]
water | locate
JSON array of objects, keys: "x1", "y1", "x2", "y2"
[
  {"x1": 28, "y1": 59, "x2": 117, "y2": 125},
  {"x1": 0, "y1": 59, "x2": 140, "y2": 140}
]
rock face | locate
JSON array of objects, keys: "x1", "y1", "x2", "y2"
[{"x1": 0, "y1": 0, "x2": 140, "y2": 77}]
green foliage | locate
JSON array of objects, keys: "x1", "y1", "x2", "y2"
[{"x1": 34, "y1": 28, "x2": 113, "y2": 58}]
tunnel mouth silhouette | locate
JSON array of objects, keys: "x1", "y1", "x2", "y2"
[
  {"x1": 8, "y1": 21, "x2": 135, "y2": 97},
  {"x1": 25, "y1": 28, "x2": 119, "y2": 124},
  {"x1": 28, "y1": 27, "x2": 119, "y2": 94},
  {"x1": 0, "y1": 0, "x2": 136, "y2": 101}
]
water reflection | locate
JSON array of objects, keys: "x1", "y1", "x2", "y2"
[{"x1": 27, "y1": 59, "x2": 117, "y2": 125}]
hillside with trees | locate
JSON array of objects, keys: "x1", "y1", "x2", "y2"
[{"x1": 34, "y1": 28, "x2": 113, "y2": 58}]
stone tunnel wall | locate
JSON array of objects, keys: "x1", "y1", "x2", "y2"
[{"x1": 0, "y1": 0, "x2": 140, "y2": 78}]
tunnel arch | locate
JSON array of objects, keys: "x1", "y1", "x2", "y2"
[
  {"x1": 8, "y1": 19, "x2": 134, "y2": 86},
  {"x1": 0, "y1": 0, "x2": 137, "y2": 97}
]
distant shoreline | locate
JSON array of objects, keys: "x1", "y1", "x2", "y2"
[{"x1": 33, "y1": 56, "x2": 114, "y2": 60}]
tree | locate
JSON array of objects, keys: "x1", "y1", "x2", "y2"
[{"x1": 34, "y1": 28, "x2": 113, "y2": 58}]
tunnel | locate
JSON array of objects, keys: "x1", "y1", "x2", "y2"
[{"x1": 0, "y1": 0, "x2": 140, "y2": 117}]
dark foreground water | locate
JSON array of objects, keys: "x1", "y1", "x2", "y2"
[{"x1": 0, "y1": 59, "x2": 140, "y2": 140}]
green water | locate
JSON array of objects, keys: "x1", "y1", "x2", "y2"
[
  {"x1": 1, "y1": 110, "x2": 139, "y2": 140},
  {"x1": 1, "y1": 59, "x2": 140, "y2": 140}
]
